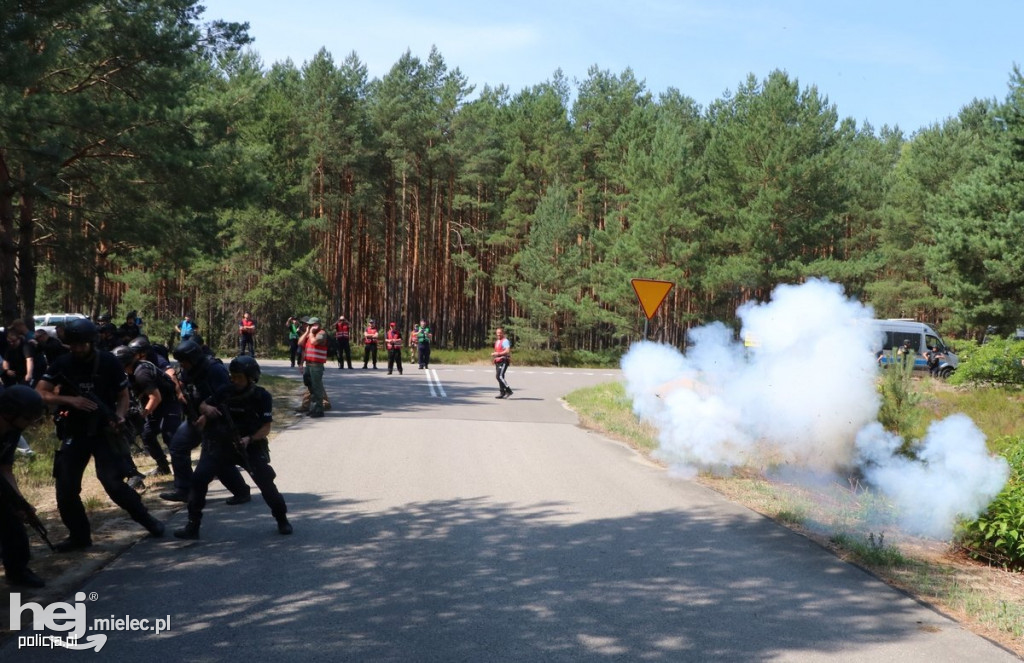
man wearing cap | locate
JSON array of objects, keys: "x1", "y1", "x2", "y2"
[
  {"x1": 385, "y1": 322, "x2": 404, "y2": 375},
  {"x1": 298, "y1": 317, "x2": 329, "y2": 418},
  {"x1": 334, "y1": 315, "x2": 353, "y2": 369},
  {"x1": 416, "y1": 319, "x2": 433, "y2": 370}
]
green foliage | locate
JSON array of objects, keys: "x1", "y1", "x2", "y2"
[
  {"x1": 830, "y1": 532, "x2": 910, "y2": 568},
  {"x1": 7, "y1": 6, "x2": 1024, "y2": 360},
  {"x1": 947, "y1": 337, "x2": 1024, "y2": 387},
  {"x1": 556, "y1": 349, "x2": 623, "y2": 368},
  {"x1": 877, "y1": 350, "x2": 924, "y2": 445},
  {"x1": 563, "y1": 381, "x2": 659, "y2": 452},
  {"x1": 958, "y1": 439, "x2": 1024, "y2": 569}
]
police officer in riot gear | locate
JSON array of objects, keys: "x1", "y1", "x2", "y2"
[
  {"x1": 175, "y1": 355, "x2": 291, "y2": 539},
  {"x1": 0, "y1": 386, "x2": 48, "y2": 587},
  {"x1": 36, "y1": 319, "x2": 165, "y2": 552},
  {"x1": 114, "y1": 344, "x2": 179, "y2": 476},
  {"x1": 160, "y1": 340, "x2": 250, "y2": 504}
]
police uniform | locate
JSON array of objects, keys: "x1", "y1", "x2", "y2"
[
  {"x1": 0, "y1": 426, "x2": 42, "y2": 586},
  {"x1": 160, "y1": 348, "x2": 250, "y2": 504},
  {"x1": 129, "y1": 359, "x2": 180, "y2": 474},
  {"x1": 40, "y1": 348, "x2": 164, "y2": 549},
  {"x1": 176, "y1": 374, "x2": 291, "y2": 538}
]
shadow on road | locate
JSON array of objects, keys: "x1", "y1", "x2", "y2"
[{"x1": 60, "y1": 494, "x2": 968, "y2": 661}]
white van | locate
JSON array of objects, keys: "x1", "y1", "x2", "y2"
[
  {"x1": 32, "y1": 312, "x2": 87, "y2": 335},
  {"x1": 873, "y1": 319, "x2": 959, "y2": 377}
]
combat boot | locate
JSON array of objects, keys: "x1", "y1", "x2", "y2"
[
  {"x1": 174, "y1": 521, "x2": 200, "y2": 540},
  {"x1": 276, "y1": 516, "x2": 293, "y2": 535},
  {"x1": 140, "y1": 514, "x2": 165, "y2": 537}
]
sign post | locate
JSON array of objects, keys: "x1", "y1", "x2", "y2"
[{"x1": 630, "y1": 278, "x2": 674, "y2": 340}]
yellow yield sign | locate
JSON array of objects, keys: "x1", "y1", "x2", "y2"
[{"x1": 631, "y1": 279, "x2": 674, "y2": 320}]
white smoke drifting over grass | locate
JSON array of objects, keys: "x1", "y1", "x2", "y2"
[
  {"x1": 623, "y1": 278, "x2": 1009, "y2": 539},
  {"x1": 856, "y1": 417, "x2": 1009, "y2": 538}
]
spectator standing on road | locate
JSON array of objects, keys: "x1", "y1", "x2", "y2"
[
  {"x1": 409, "y1": 323, "x2": 420, "y2": 367},
  {"x1": 362, "y1": 319, "x2": 379, "y2": 369},
  {"x1": 286, "y1": 317, "x2": 302, "y2": 368},
  {"x1": 238, "y1": 312, "x2": 256, "y2": 357},
  {"x1": 416, "y1": 319, "x2": 433, "y2": 369},
  {"x1": 385, "y1": 322, "x2": 403, "y2": 375},
  {"x1": 176, "y1": 314, "x2": 198, "y2": 342},
  {"x1": 174, "y1": 356, "x2": 291, "y2": 540},
  {"x1": 491, "y1": 327, "x2": 513, "y2": 399},
  {"x1": 334, "y1": 315, "x2": 353, "y2": 369},
  {"x1": 299, "y1": 317, "x2": 329, "y2": 418}
]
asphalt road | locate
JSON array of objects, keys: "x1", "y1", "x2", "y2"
[{"x1": 3, "y1": 360, "x2": 1019, "y2": 661}]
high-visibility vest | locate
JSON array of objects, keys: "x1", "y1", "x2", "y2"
[
  {"x1": 305, "y1": 335, "x2": 328, "y2": 363},
  {"x1": 494, "y1": 338, "x2": 510, "y2": 363}
]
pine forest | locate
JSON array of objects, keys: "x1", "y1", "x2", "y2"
[{"x1": 3, "y1": 2, "x2": 1024, "y2": 355}]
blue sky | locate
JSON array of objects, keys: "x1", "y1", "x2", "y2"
[{"x1": 199, "y1": 1, "x2": 1022, "y2": 133}]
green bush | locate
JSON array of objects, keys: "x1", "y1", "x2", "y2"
[
  {"x1": 877, "y1": 349, "x2": 924, "y2": 446},
  {"x1": 948, "y1": 338, "x2": 1024, "y2": 387},
  {"x1": 957, "y1": 438, "x2": 1024, "y2": 569},
  {"x1": 556, "y1": 348, "x2": 623, "y2": 368}
]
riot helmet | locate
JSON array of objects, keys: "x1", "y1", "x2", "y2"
[
  {"x1": 229, "y1": 355, "x2": 261, "y2": 382},
  {"x1": 0, "y1": 385, "x2": 45, "y2": 423},
  {"x1": 128, "y1": 335, "x2": 152, "y2": 354},
  {"x1": 173, "y1": 339, "x2": 205, "y2": 365},
  {"x1": 64, "y1": 318, "x2": 98, "y2": 344},
  {"x1": 113, "y1": 345, "x2": 136, "y2": 367}
]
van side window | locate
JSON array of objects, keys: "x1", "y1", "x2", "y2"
[
  {"x1": 894, "y1": 333, "x2": 918, "y2": 350},
  {"x1": 925, "y1": 334, "x2": 942, "y2": 351}
]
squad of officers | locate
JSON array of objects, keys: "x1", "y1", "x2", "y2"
[{"x1": 1, "y1": 310, "x2": 507, "y2": 590}]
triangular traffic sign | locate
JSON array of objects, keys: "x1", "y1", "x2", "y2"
[{"x1": 631, "y1": 279, "x2": 674, "y2": 320}]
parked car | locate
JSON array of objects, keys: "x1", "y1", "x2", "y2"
[{"x1": 32, "y1": 312, "x2": 88, "y2": 335}]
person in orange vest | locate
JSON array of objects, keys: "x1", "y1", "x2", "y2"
[
  {"x1": 298, "y1": 317, "x2": 329, "y2": 418},
  {"x1": 491, "y1": 327, "x2": 513, "y2": 398},
  {"x1": 334, "y1": 315, "x2": 353, "y2": 369},
  {"x1": 408, "y1": 323, "x2": 419, "y2": 366},
  {"x1": 362, "y1": 319, "x2": 379, "y2": 370},
  {"x1": 238, "y1": 312, "x2": 256, "y2": 357},
  {"x1": 385, "y1": 322, "x2": 403, "y2": 375}
]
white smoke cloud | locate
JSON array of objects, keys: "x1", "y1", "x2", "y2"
[
  {"x1": 623, "y1": 278, "x2": 1010, "y2": 539},
  {"x1": 855, "y1": 417, "x2": 1010, "y2": 538}
]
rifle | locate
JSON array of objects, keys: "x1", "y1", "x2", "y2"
[
  {"x1": 52, "y1": 372, "x2": 124, "y2": 445},
  {"x1": 0, "y1": 471, "x2": 56, "y2": 551},
  {"x1": 176, "y1": 368, "x2": 203, "y2": 425}
]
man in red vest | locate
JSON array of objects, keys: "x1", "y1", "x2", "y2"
[
  {"x1": 238, "y1": 312, "x2": 256, "y2": 357},
  {"x1": 362, "y1": 319, "x2": 379, "y2": 370},
  {"x1": 385, "y1": 322, "x2": 403, "y2": 375},
  {"x1": 334, "y1": 315, "x2": 353, "y2": 369},
  {"x1": 298, "y1": 317, "x2": 329, "y2": 418}
]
